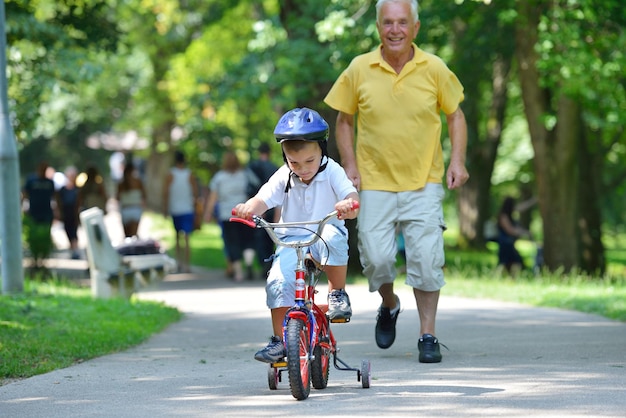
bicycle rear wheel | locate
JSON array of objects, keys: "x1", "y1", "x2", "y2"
[{"x1": 286, "y1": 318, "x2": 311, "y2": 400}]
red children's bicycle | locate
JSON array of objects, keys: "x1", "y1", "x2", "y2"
[{"x1": 230, "y1": 204, "x2": 370, "y2": 400}]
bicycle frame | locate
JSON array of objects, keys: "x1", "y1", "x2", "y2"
[
  {"x1": 281, "y1": 250, "x2": 336, "y2": 365},
  {"x1": 230, "y1": 211, "x2": 341, "y2": 361}
]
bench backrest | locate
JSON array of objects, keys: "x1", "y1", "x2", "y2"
[{"x1": 79, "y1": 207, "x2": 122, "y2": 275}]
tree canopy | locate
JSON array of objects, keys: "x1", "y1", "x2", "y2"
[{"x1": 7, "y1": 0, "x2": 626, "y2": 274}]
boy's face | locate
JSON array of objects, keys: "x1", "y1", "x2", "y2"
[{"x1": 283, "y1": 142, "x2": 322, "y2": 184}]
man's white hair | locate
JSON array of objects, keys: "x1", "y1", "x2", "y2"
[{"x1": 376, "y1": 0, "x2": 419, "y2": 23}]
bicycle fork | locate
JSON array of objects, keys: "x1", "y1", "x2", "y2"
[{"x1": 282, "y1": 252, "x2": 320, "y2": 360}]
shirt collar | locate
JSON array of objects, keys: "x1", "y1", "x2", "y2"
[{"x1": 370, "y1": 43, "x2": 427, "y2": 69}]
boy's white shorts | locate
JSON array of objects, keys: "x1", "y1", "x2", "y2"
[{"x1": 265, "y1": 224, "x2": 348, "y2": 309}]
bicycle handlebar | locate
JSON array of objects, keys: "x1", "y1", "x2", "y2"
[{"x1": 229, "y1": 201, "x2": 359, "y2": 250}]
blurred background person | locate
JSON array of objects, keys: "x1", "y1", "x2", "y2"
[
  {"x1": 117, "y1": 161, "x2": 146, "y2": 238},
  {"x1": 496, "y1": 195, "x2": 533, "y2": 275},
  {"x1": 163, "y1": 150, "x2": 199, "y2": 273},
  {"x1": 56, "y1": 166, "x2": 81, "y2": 259},
  {"x1": 21, "y1": 161, "x2": 56, "y2": 269},
  {"x1": 78, "y1": 164, "x2": 108, "y2": 214},
  {"x1": 247, "y1": 142, "x2": 280, "y2": 279},
  {"x1": 204, "y1": 151, "x2": 253, "y2": 282}
]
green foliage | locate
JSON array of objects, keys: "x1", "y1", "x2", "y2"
[
  {"x1": 492, "y1": 115, "x2": 534, "y2": 187},
  {"x1": 535, "y1": 0, "x2": 626, "y2": 131},
  {"x1": 0, "y1": 279, "x2": 181, "y2": 380},
  {"x1": 7, "y1": 0, "x2": 626, "y2": 267},
  {"x1": 21, "y1": 216, "x2": 53, "y2": 267},
  {"x1": 6, "y1": 0, "x2": 120, "y2": 143}
]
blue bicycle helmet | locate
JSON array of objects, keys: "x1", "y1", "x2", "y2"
[
  {"x1": 273, "y1": 108, "x2": 329, "y2": 143},
  {"x1": 274, "y1": 108, "x2": 330, "y2": 192}
]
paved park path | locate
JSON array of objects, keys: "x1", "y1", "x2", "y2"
[{"x1": 1, "y1": 267, "x2": 625, "y2": 417}]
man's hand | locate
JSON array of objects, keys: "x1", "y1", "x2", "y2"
[
  {"x1": 446, "y1": 108, "x2": 469, "y2": 190},
  {"x1": 446, "y1": 160, "x2": 469, "y2": 190},
  {"x1": 343, "y1": 164, "x2": 361, "y2": 191}
]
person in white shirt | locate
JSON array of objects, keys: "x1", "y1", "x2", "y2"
[
  {"x1": 204, "y1": 150, "x2": 255, "y2": 282},
  {"x1": 163, "y1": 151, "x2": 199, "y2": 273},
  {"x1": 232, "y1": 107, "x2": 360, "y2": 363}
]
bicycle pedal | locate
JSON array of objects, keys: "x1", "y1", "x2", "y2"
[
  {"x1": 329, "y1": 317, "x2": 350, "y2": 324},
  {"x1": 271, "y1": 361, "x2": 287, "y2": 368}
]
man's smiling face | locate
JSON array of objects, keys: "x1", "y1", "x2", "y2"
[{"x1": 377, "y1": 1, "x2": 420, "y2": 57}]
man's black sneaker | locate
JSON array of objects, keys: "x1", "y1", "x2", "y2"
[
  {"x1": 375, "y1": 297, "x2": 401, "y2": 349},
  {"x1": 418, "y1": 334, "x2": 442, "y2": 363}
]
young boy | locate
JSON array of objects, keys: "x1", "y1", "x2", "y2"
[{"x1": 232, "y1": 107, "x2": 360, "y2": 363}]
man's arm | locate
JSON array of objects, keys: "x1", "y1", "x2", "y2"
[
  {"x1": 445, "y1": 107, "x2": 469, "y2": 190},
  {"x1": 335, "y1": 111, "x2": 360, "y2": 190}
]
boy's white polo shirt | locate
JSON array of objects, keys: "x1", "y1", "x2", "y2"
[{"x1": 256, "y1": 157, "x2": 357, "y2": 236}]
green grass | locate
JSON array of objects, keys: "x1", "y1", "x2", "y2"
[
  {"x1": 149, "y1": 212, "x2": 230, "y2": 269},
  {"x1": 0, "y1": 279, "x2": 181, "y2": 383},
  {"x1": 443, "y1": 272, "x2": 626, "y2": 322}
]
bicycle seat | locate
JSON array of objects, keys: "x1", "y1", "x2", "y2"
[{"x1": 304, "y1": 254, "x2": 323, "y2": 276}]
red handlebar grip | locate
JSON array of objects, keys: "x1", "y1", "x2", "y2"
[{"x1": 229, "y1": 217, "x2": 256, "y2": 228}]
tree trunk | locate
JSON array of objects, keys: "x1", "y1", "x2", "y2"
[
  {"x1": 547, "y1": 96, "x2": 581, "y2": 271},
  {"x1": 144, "y1": 151, "x2": 173, "y2": 212},
  {"x1": 458, "y1": 56, "x2": 510, "y2": 249},
  {"x1": 142, "y1": 45, "x2": 177, "y2": 212},
  {"x1": 577, "y1": 126, "x2": 606, "y2": 274},
  {"x1": 516, "y1": 2, "x2": 580, "y2": 272}
]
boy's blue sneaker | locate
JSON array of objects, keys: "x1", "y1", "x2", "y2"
[
  {"x1": 327, "y1": 289, "x2": 352, "y2": 321},
  {"x1": 254, "y1": 336, "x2": 285, "y2": 363}
]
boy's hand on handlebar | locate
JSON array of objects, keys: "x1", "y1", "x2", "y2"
[
  {"x1": 335, "y1": 198, "x2": 360, "y2": 220},
  {"x1": 232, "y1": 203, "x2": 256, "y2": 220},
  {"x1": 232, "y1": 198, "x2": 269, "y2": 221}
]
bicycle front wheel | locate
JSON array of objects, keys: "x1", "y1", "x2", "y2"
[{"x1": 286, "y1": 318, "x2": 311, "y2": 400}]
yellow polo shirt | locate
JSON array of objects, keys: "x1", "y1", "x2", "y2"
[{"x1": 324, "y1": 44, "x2": 464, "y2": 192}]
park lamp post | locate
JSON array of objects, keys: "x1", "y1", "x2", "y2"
[{"x1": 0, "y1": 2, "x2": 24, "y2": 294}]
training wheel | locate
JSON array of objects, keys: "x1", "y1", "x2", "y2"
[
  {"x1": 360, "y1": 359, "x2": 371, "y2": 389},
  {"x1": 268, "y1": 365, "x2": 279, "y2": 390}
]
